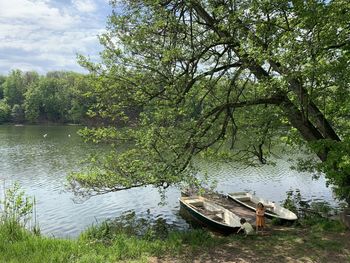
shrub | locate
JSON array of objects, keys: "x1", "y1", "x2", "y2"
[
  {"x1": 0, "y1": 100, "x2": 11, "y2": 123},
  {"x1": 281, "y1": 190, "x2": 346, "y2": 231},
  {"x1": 0, "y1": 182, "x2": 39, "y2": 236}
]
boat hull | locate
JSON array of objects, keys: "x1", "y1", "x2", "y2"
[
  {"x1": 227, "y1": 192, "x2": 298, "y2": 221},
  {"x1": 179, "y1": 197, "x2": 240, "y2": 234}
]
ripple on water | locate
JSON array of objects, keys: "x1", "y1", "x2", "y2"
[{"x1": 0, "y1": 125, "x2": 341, "y2": 238}]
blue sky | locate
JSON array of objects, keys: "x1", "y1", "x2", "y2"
[{"x1": 0, "y1": 0, "x2": 114, "y2": 74}]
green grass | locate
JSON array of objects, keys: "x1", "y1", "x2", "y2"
[
  {"x1": 0, "y1": 221, "x2": 227, "y2": 263},
  {"x1": 2, "y1": 184, "x2": 347, "y2": 262},
  {"x1": 0, "y1": 217, "x2": 348, "y2": 263}
]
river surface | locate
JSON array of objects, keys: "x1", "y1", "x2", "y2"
[{"x1": 0, "y1": 125, "x2": 338, "y2": 238}]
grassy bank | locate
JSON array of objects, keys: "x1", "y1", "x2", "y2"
[
  {"x1": 0, "y1": 222, "x2": 224, "y2": 263},
  {"x1": 0, "y1": 218, "x2": 349, "y2": 263},
  {"x1": 0, "y1": 184, "x2": 348, "y2": 262}
]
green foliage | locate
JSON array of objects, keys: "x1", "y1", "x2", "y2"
[
  {"x1": 72, "y1": 0, "x2": 350, "y2": 201},
  {"x1": 1, "y1": 183, "x2": 33, "y2": 225},
  {"x1": 0, "y1": 99, "x2": 11, "y2": 123},
  {"x1": 1, "y1": 70, "x2": 39, "y2": 108},
  {"x1": 66, "y1": 73, "x2": 94, "y2": 123},
  {"x1": 23, "y1": 83, "x2": 40, "y2": 122},
  {"x1": 2, "y1": 70, "x2": 26, "y2": 106},
  {"x1": 0, "y1": 182, "x2": 40, "y2": 240},
  {"x1": 0, "y1": 70, "x2": 94, "y2": 124},
  {"x1": 281, "y1": 190, "x2": 346, "y2": 231},
  {"x1": 0, "y1": 188, "x2": 349, "y2": 262},
  {"x1": 296, "y1": 139, "x2": 350, "y2": 204},
  {"x1": 0, "y1": 214, "x2": 348, "y2": 262},
  {"x1": 80, "y1": 210, "x2": 174, "y2": 244},
  {"x1": 304, "y1": 217, "x2": 346, "y2": 233},
  {"x1": 0, "y1": 75, "x2": 6, "y2": 99},
  {"x1": 25, "y1": 77, "x2": 70, "y2": 122},
  {"x1": 78, "y1": 211, "x2": 225, "y2": 260},
  {"x1": 318, "y1": 140, "x2": 350, "y2": 204},
  {"x1": 11, "y1": 104, "x2": 25, "y2": 123},
  {"x1": 282, "y1": 189, "x2": 304, "y2": 216}
]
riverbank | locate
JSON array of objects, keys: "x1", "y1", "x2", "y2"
[
  {"x1": 1, "y1": 124, "x2": 341, "y2": 238},
  {"x1": 157, "y1": 226, "x2": 350, "y2": 263},
  {"x1": 0, "y1": 219, "x2": 348, "y2": 263}
]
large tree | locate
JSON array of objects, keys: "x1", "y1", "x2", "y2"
[
  {"x1": 2, "y1": 70, "x2": 39, "y2": 107},
  {"x1": 71, "y1": 0, "x2": 350, "y2": 202},
  {"x1": 0, "y1": 75, "x2": 6, "y2": 99},
  {"x1": 24, "y1": 72, "x2": 90, "y2": 123}
]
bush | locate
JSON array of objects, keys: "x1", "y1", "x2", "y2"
[
  {"x1": 11, "y1": 104, "x2": 25, "y2": 123},
  {"x1": 281, "y1": 190, "x2": 346, "y2": 231},
  {"x1": 0, "y1": 99, "x2": 11, "y2": 123},
  {"x1": 80, "y1": 210, "x2": 176, "y2": 245},
  {"x1": 0, "y1": 182, "x2": 39, "y2": 235}
]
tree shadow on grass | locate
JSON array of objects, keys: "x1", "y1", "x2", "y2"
[{"x1": 151, "y1": 228, "x2": 350, "y2": 263}]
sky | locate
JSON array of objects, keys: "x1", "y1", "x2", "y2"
[{"x1": 0, "y1": 0, "x2": 113, "y2": 74}]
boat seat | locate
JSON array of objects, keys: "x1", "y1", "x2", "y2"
[
  {"x1": 210, "y1": 215, "x2": 224, "y2": 221},
  {"x1": 205, "y1": 210, "x2": 224, "y2": 216},
  {"x1": 189, "y1": 201, "x2": 204, "y2": 207},
  {"x1": 237, "y1": 197, "x2": 251, "y2": 201}
]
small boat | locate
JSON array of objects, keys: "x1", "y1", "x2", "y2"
[
  {"x1": 179, "y1": 196, "x2": 241, "y2": 233},
  {"x1": 227, "y1": 192, "x2": 298, "y2": 221}
]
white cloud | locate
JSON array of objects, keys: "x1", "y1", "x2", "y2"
[
  {"x1": 0, "y1": 0, "x2": 108, "y2": 74},
  {"x1": 0, "y1": 0, "x2": 77, "y2": 30},
  {"x1": 0, "y1": 28, "x2": 100, "y2": 53},
  {"x1": 0, "y1": 60, "x2": 47, "y2": 73},
  {"x1": 72, "y1": 0, "x2": 97, "y2": 13}
]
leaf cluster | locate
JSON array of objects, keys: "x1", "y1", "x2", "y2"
[{"x1": 71, "y1": 0, "x2": 350, "y2": 200}]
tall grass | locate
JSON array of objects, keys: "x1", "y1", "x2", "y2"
[
  {"x1": 277, "y1": 190, "x2": 347, "y2": 232},
  {"x1": 0, "y1": 191, "x2": 226, "y2": 263},
  {"x1": 0, "y1": 221, "x2": 226, "y2": 262},
  {"x1": 0, "y1": 186, "x2": 347, "y2": 262},
  {"x1": 0, "y1": 182, "x2": 40, "y2": 239}
]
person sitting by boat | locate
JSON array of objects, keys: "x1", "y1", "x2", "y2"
[{"x1": 237, "y1": 218, "x2": 254, "y2": 236}]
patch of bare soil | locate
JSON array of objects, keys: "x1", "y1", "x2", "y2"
[{"x1": 148, "y1": 228, "x2": 350, "y2": 263}]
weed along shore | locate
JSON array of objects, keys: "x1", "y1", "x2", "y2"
[
  {"x1": 2, "y1": 0, "x2": 350, "y2": 262},
  {"x1": 0, "y1": 219, "x2": 349, "y2": 263},
  {"x1": 0, "y1": 184, "x2": 349, "y2": 262}
]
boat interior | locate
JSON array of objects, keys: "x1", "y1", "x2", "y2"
[
  {"x1": 231, "y1": 193, "x2": 285, "y2": 217},
  {"x1": 183, "y1": 197, "x2": 240, "y2": 227}
]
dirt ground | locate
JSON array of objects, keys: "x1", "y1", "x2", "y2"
[{"x1": 148, "y1": 227, "x2": 350, "y2": 263}]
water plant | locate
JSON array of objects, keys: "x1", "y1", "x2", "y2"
[
  {"x1": 0, "y1": 181, "x2": 40, "y2": 239},
  {"x1": 280, "y1": 190, "x2": 346, "y2": 231}
]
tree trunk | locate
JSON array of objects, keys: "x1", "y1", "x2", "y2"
[{"x1": 190, "y1": 2, "x2": 340, "y2": 162}]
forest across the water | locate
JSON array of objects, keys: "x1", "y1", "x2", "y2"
[{"x1": 0, "y1": 70, "x2": 93, "y2": 125}]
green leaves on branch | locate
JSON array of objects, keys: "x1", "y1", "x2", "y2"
[
  {"x1": 0, "y1": 182, "x2": 39, "y2": 238},
  {"x1": 71, "y1": 0, "x2": 350, "y2": 202},
  {"x1": 315, "y1": 140, "x2": 350, "y2": 204},
  {"x1": 0, "y1": 70, "x2": 94, "y2": 124}
]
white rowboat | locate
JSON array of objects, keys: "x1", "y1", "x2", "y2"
[
  {"x1": 180, "y1": 196, "x2": 241, "y2": 233},
  {"x1": 227, "y1": 192, "x2": 298, "y2": 221}
]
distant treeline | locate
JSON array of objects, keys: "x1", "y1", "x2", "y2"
[{"x1": 0, "y1": 70, "x2": 94, "y2": 124}]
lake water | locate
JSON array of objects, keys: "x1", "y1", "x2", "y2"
[{"x1": 0, "y1": 125, "x2": 338, "y2": 238}]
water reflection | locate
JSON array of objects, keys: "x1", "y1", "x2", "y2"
[
  {"x1": 196, "y1": 157, "x2": 337, "y2": 207},
  {"x1": 0, "y1": 125, "x2": 339, "y2": 238}
]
